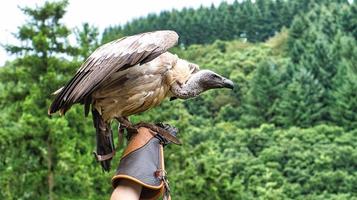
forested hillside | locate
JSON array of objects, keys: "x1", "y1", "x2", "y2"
[
  {"x1": 0, "y1": 0, "x2": 356, "y2": 199},
  {"x1": 102, "y1": 0, "x2": 352, "y2": 44}
]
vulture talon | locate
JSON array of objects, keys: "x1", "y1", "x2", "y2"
[
  {"x1": 115, "y1": 116, "x2": 132, "y2": 128},
  {"x1": 133, "y1": 122, "x2": 182, "y2": 145}
]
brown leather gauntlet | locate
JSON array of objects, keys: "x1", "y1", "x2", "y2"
[{"x1": 112, "y1": 127, "x2": 174, "y2": 200}]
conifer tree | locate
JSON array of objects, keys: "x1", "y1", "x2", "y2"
[
  {"x1": 1, "y1": 1, "x2": 108, "y2": 199},
  {"x1": 330, "y1": 33, "x2": 357, "y2": 129},
  {"x1": 285, "y1": 3, "x2": 354, "y2": 125},
  {"x1": 102, "y1": 0, "x2": 324, "y2": 45},
  {"x1": 241, "y1": 61, "x2": 282, "y2": 127},
  {"x1": 331, "y1": 66, "x2": 357, "y2": 130},
  {"x1": 74, "y1": 23, "x2": 99, "y2": 59},
  {"x1": 274, "y1": 68, "x2": 325, "y2": 127}
]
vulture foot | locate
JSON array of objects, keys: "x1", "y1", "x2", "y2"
[
  {"x1": 115, "y1": 117, "x2": 181, "y2": 145},
  {"x1": 133, "y1": 122, "x2": 181, "y2": 145}
]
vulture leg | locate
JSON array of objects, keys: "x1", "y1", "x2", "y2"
[
  {"x1": 92, "y1": 109, "x2": 115, "y2": 172},
  {"x1": 115, "y1": 116, "x2": 137, "y2": 140},
  {"x1": 115, "y1": 116, "x2": 132, "y2": 127}
]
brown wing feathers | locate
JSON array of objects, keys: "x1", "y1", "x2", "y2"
[{"x1": 48, "y1": 30, "x2": 179, "y2": 115}]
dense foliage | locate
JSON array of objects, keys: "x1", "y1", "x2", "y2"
[
  {"x1": 0, "y1": 2, "x2": 108, "y2": 199},
  {"x1": 0, "y1": 0, "x2": 356, "y2": 199},
  {"x1": 102, "y1": 0, "x2": 351, "y2": 45}
]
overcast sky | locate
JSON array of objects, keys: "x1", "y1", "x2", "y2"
[{"x1": 0, "y1": 0, "x2": 234, "y2": 66}]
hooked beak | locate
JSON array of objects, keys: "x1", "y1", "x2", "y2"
[{"x1": 223, "y1": 78, "x2": 234, "y2": 90}]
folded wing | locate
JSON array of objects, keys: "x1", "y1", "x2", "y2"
[{"x1": 48, "y1": 30, "x2": 179, "y2": 115}]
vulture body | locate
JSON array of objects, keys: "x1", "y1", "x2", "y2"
[
  {"x1": 49, "y1": 30, "x2": 234, "y2": 171},
  {"x1": 91, "y1": 52, "x2": 196, "y2": 121}
]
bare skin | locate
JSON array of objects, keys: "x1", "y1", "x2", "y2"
[{"x1": 110, "y1": 179, "x2": 142, "y2": 200}]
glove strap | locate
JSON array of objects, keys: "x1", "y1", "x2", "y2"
[
  {"x1": 162, "y1": 175, "x2": 171, "y2": 200},
  {"x1": 155, "y1": 169, "x2": 171, "y2": 200},
  {"x1": 157, "y1": 144, "x2": 171, "y2": 200}
]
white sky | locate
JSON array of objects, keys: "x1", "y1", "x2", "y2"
[{"x1": 0, "y1": 0, "x2": 233, "y2": 66}]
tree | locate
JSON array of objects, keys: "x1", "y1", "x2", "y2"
[
  {"x1": 2, "y1": 1, "x2": 70, "y2": 199},
  {"x1": 240, "y1": 61, "x2": 283, "y2": 127},
  {"x1": 331, "y1": 70, "x2": 357, "y2": 130},
  {"x1": 274, "y1": 68, "x2": 325, "y2": 127},
  {"x1": 285, "y1": 3, "x2": 355, "y2": 126},
  {"x1": 330, "y1": 33, "x2": 357, "y2": 129},
  {"x1": 5, "y1": 0, "x2": 75, "y2": 63},
  {"x1": 102, "y1": 0, "x2": 322, "y2": 45},
  {"x1": 0, "y1": 1, "x2": 108, "y2": 199},
  {"x1": 74, "y1": 23, "x2": 99, "y2": 59}
]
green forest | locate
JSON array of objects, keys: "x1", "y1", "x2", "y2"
[{"x1": 0, "y1": 0, "x2": 356, "y2": 199}]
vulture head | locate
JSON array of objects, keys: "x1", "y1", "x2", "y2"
[
  {"x1": 170, "y1": 66, "x2": 234, "y2": 100},
  {"x1": 192, "y1": 69, "x2": 234, "y2": 91}
]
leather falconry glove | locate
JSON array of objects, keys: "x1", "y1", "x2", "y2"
[{"x1": 112, "y1": 123, "x2": 179, "y2": 200}]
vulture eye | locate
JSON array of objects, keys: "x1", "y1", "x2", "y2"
[{"x1": 212, "y1": 74, "x2": 220, "y2": 79}]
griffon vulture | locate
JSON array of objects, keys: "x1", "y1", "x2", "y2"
[{"x1": 48, "y1": 30, "x2": 234, "y2": 171}]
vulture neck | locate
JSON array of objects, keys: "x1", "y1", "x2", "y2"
[{"x1": 171, "y1": 72, "x2": 205, "y2": 99}]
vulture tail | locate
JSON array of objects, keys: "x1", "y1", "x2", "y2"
[{"x1": 92, "y1": 109, "x2": 115, "y2": 172}]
